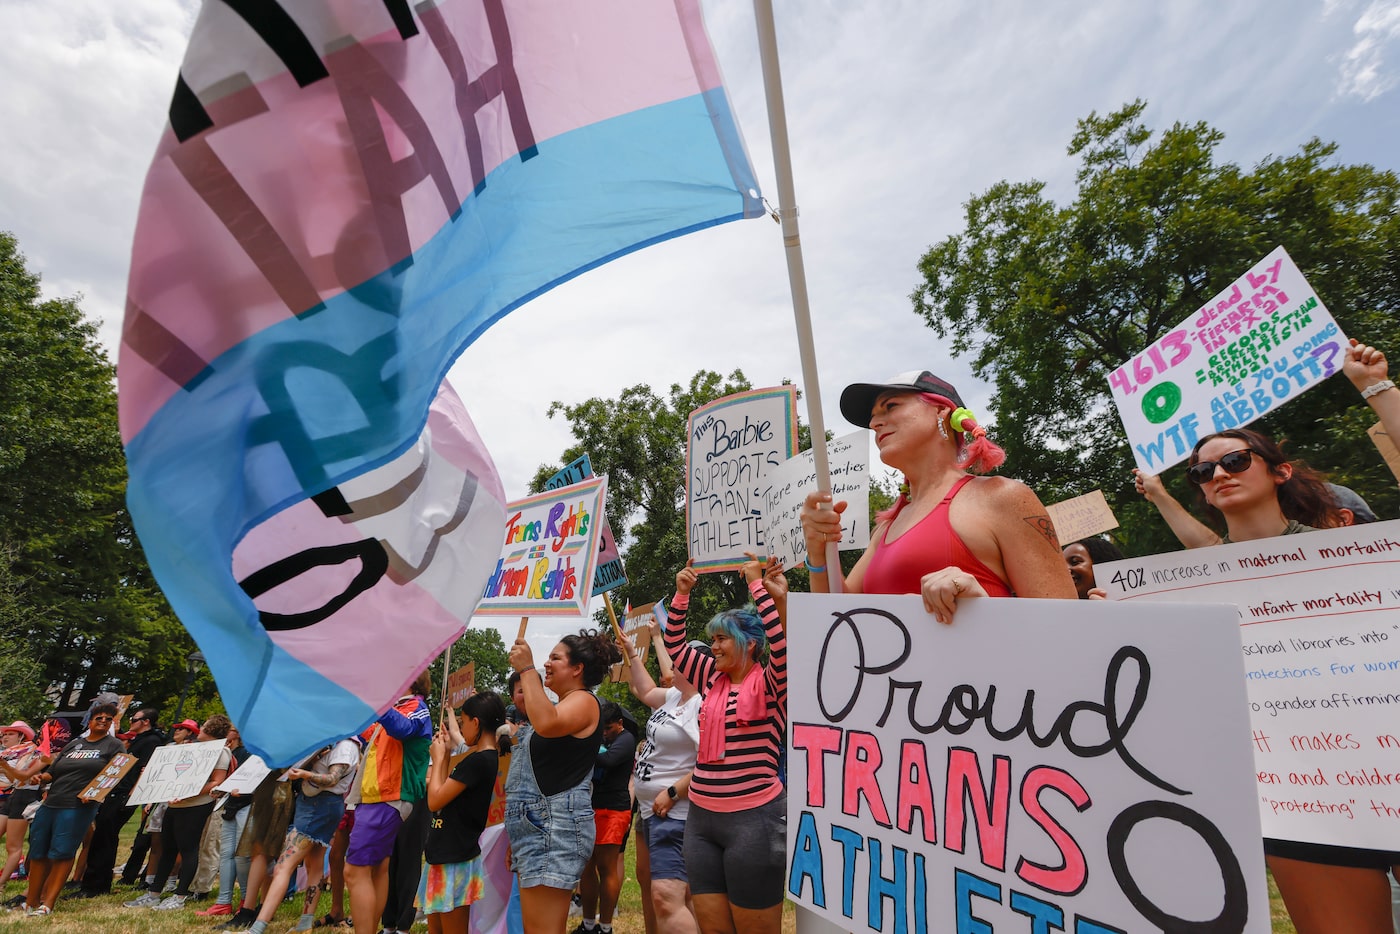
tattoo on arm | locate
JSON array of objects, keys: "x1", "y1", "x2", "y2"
[
  {"x1": 1023, "y1": 515, "x2": 1060, "y2": 550},
  {"x1": 315, "y1": 763, "x2": 349, "y2": 787}
]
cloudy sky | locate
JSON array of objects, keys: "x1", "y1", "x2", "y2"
[{"x1": 3, "y1": 0, "x2": 1399, "y2": 653}]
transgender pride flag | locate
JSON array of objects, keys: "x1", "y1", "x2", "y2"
[{"x1": 118, "y1": 0, "x2": 762, "y2": 764}]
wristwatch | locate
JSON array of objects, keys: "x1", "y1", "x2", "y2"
[{"x1": 666, "y1": 786, "x2": 678, "y2": 800}]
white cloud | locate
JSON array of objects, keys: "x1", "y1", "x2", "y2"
[
  {"x1": 2, "y1": 0, "x2": 1396, "y2": 509},
  {"x1": 1336, "y1": 0, "x2": 1400, "y2": 100}
]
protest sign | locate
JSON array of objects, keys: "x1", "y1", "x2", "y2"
[
  {"x1": 1369, "y1": 422, "x2": 1400, "y2": 483},
  {"x1": 686, "y1": 387, "x2": 798, "y2": 571},
  {"x1": 1097, "y1": 519, "x2": 1400, "y2": 850},
  {"x1": 476, "y1": 476, "x2": 607, "y2": 618},
  {"x1": 1045, "y1": 489, "x2": 1119, "y2": 545},
  {"x1": 76, "y1": 753, "x2": 137, "y2": 805},
  {"x1": 1109, "y1": 246, "x2": 1346, "y2": 473},
  {"x1": 760, "y1": 431, "x2": 869, "y2": 570},
  {"x1": 544, "y1": 455, "x2": 626, "y2": 595},
  {"x1": 786, "y1": 592, "x2": 1268, "y2": 933},
  {"x1": 126, "y1": 740, "x2": 229, "y2": 806},
  {"x1": 448, "y1": 661, "x2": 477, "y2": 708},
  {"x1": 215, "y1": 755, "x2": 271, "y2": 795}
]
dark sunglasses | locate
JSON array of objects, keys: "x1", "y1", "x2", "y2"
[
  {"x1": 129, "y1": 717, "x2": 147, "y2": 724},
  {"x1": 1188, "y1": 449, "x2": 1261, "y2": 486}
]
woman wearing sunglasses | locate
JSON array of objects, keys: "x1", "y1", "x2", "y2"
[{"x1": 20, "y1": 704, "x2": 125, "y2": 917}]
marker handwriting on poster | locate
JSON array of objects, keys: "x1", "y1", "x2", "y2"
[
  {"x1": 686, "y1": 387, "x2": 798, "y2": 571},
  {"x1": 785, "y1": 593, "x2": 1269, "y2": 933},
  {"x1": 1098, "y1": 520, "x2": 1400, "y2": 850},
  {"x1": 761, "y1": 431, "x2": 870, "y2": 570},
  {"x1": 1109, "y1": 247, "x2": 1346, "y2": 472}
]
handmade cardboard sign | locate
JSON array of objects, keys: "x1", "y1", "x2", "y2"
[
  {"x1": 761, "y1": 431, "x2": 870, "y2": 570},
  {"x1": 686, "y1": 387, "x2": 798, "y2": 571},
  {"x1": 1369, "y1": 422, "x2": 1400, "y2": 483},
  {"x1": 126, "y1": 740, "x2": 228, "y2": 806},
  {"x1": 544, "y1": 455, "x2": 627, "y2": 595},
  {"x1": 76, "y1": 753, "x2": 137, "y2": 804},
  {"x1": 477, "y1": 476, "x2": 608, "y2": 617},
  {"x1": 785, "y1": 592, "x2": 1268, "y2": 933},
  {"x1": 1045, "y1": 489, "x2": 1119, "y2": 545},
  {"x1": 1109, "y1": 246, "x2": 1346, "y2": 473},
  {"x1": 448, "y1": 661, "x2": 477, "y2": 708},
  {"x1": 1098, "y1": 519, "x2": 1400, "y2": 850}
]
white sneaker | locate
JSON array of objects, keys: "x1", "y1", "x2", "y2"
[
  {"x1": 124, "y1": 892, "x2": 161, "y2": 908},
  {"x1": 153, "y1": 894, "x2": 187, "y2": 911}
]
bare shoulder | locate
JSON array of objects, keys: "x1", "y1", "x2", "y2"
[{"x1": 965, "y1": 475, "x2": 1046, "y2": 511}]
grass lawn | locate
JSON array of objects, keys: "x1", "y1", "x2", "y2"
[{"x1": 0, "y1": 818, "x2": 1295, "y2": 933}]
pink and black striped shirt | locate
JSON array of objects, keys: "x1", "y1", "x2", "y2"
[{"x1": 665, "y1": 578, "x2": 786, "y2": 813}]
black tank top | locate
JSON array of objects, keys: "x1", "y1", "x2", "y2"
[{"x1": 528, "y1": 692, "x2": 603, "y2": 796}]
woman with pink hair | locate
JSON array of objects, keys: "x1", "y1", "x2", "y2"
[{"x1": 800, "y1": 370, "x2": 1075, "y2": 617}]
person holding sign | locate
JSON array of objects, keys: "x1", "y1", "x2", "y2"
[
  {"x1": 619, "y1": 627, "x2": 703, "y2": 934},
  {"x1": 19, "y1": 703, "x2": 124, "y2": 917},
  {"x1": 1062, "y1": 537, "x2": 1124, "y2": 599},
  {"x1": 505, "y1": 628, "x2": 621, "y2": 934},
  {"x1": 418, "y1": 692, "x2": 505, "y2": 934},
  {"x1": 800, "y1": 371, "x2": 1075, "y2": 618},
  {"x1": 1178, "y1": 427, "x2": 1393, "y2": 932},
  {"x1": 125, "y1": 714, "x2": 233, "y2": 912},
  {"x1": 664, "y1": 554, "x2": 786, "y2": 934}
]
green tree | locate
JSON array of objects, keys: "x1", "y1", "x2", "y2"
[
  {"x1": 0, "y1": 231, "x2": 197, "y2": 715},
  {"x1": 912, "y1": 101, "x2": 1400, "y2": 554},
  {"x1": 529, "y1": 370, "x2": 759, "y2": 636}
]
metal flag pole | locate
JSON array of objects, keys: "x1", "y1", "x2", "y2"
[{"x1": 752, "y1": 0, "x2": 844, "y2": 595}]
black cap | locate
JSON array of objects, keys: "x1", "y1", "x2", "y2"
[{"x1": 839, "y1": 370, "x2": 966, "y2": 428}]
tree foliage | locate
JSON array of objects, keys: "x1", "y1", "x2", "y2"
[
  {"x1": 912, "y1": 101, "x2": 1400, "y2": 554},
  {"x1": 530, "y1": 370, "x2": 759, "y2": 634},
  {"x1": 0, "y1": 231, "x2": 197, "y2": 717}
]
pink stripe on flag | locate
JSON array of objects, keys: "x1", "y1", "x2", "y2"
[{"x1": 122, "y1": 0, "x2": 728, "y2": 439}]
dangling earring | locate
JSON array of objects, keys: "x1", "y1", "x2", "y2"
[{"x1": 937, "y1": 418, "x2": 950, "y2": 440}]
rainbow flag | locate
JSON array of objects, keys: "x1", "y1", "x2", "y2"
[{"x1": 118, "y1": 0, "x2": 761, "y2": 764}]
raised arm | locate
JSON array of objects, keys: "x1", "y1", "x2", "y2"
[
  {"x1": 1345, "y1": 339, "x2": 1400, "y2": 472},
  {"x1": 1133, "y1": 469, "x2": 1221, "y2": 548},
  {"x1": 425, "y1": 729, "x2": 466, "y2": 811},
  {"x1": 619, "y1": 632, "x2": 668, "y2": 709},
  {"x1": 665, "y1": 560, "x2": 715, "y2": 691}
]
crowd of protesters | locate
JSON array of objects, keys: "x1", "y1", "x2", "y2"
[{"x1": 0, "y1": 340, "x2": 1395, "y2": 934}]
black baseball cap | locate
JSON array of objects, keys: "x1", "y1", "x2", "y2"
[{"x1": 839, "y1": 370, "x2": 966, "y2": 428}]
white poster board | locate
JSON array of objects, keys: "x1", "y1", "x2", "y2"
[
  {"x1": 786, "y1": 592, "x2": 1268, "y2": 933},
  {"x1": 1098, "y1": 519, "x2": 1400, "y2": 850},
  {"x1": 686, "y1": 387, "x2": 798, "y2": 572},
  {"x1": 1109, "y1": 246, "x2": 1346, "y2": 473},
  {"x1": 761, "y1": 431, "x2": 870, "y2": 570},
  {"x1": 126, "y1": 740, "x2": 228, "y2": 806},
  {"x1": 475, "y1": 475, "x2": 607, "y2": 617},
  {"x1": 214, "y1": 754, "x2": 270, "y2": 795}
]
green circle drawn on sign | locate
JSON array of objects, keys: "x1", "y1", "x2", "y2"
[{"x1": 1141, "y1": 381, "x2": 1182, "y2": 425}]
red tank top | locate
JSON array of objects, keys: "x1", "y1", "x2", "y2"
[{"x1": 861, "y1": 475, "x2": 1014, "y2": 597}]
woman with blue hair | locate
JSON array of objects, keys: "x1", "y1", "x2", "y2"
[{"x1": 664, "y1": 553, "x2": 787, "y2": 934}]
